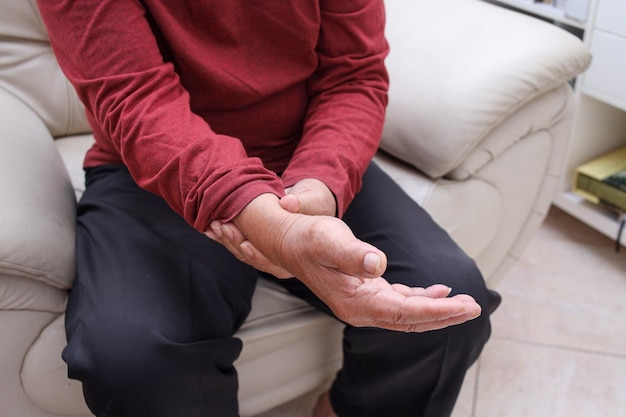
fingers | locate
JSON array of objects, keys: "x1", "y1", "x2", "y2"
[
  {"x1": 205, "y1": 221, "x2": 294, "y2": 279},
  {"x1": 390, "y1": 283, "x2": 453, "y2": 298},
  {"x1": 363, "y1": 296, "x2": 481, "y2": 333},
  {"x1": 239, "y1": 241, "x2": 294, "y2": 279},
  {"x1": 328, "y1": 277, "x2": 482, "y2": 333},
  {"x1": 389, "y1": 295, "x2": 481, "y2": 332}
]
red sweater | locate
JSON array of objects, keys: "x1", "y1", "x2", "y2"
[{"x1": 37, "y1": 0, "x2": 389, "y2": 232}]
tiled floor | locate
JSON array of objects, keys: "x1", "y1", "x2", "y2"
[{"x1": 255, "y1": 207, "x2": 626, "y2": 417}]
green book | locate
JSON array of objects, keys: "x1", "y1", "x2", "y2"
[
  {"x1": 604, "y1": 170, "x2": 626, "y2": 193},
  {"x1": 574, "y1": 146, "x2": 626, "y2": 213}
]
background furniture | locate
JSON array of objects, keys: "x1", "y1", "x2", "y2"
[
  {"x1": 0, "y1": 0, "x2": 590, "y2": 416},
  {"x1": 488, "y1": 0, "x2": 626, "y2": 247}
]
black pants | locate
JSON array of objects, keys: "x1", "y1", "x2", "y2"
[{"x1": 63, "y1": 162, "x2": 498, "y2": 417}]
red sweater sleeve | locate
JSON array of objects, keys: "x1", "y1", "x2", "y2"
[
  {"x1": 36, "y1": 0, "x2": 284, "y2": 231},
  {"x1": 281, "y1": 0, "x2": 390, "y2": 217}
]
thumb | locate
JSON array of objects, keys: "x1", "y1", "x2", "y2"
[
  {"x1": 279, "y1": 193, "x2": 302, "y2": 214},
  {"x1": 322, "y1": 234, "x2": 388, "y2": 278},
  {"x1": 281, "y1": 191, "x2": 322, "y2": 215},
  {"x1": 283, "y1": 216, "x2": 387, "y2": 280},
  {"x1": 363, "y1": 251, "x2": 387, "y2": 277},
  {"x1": 280, "y1": 180, "x2": 336, "y2": 216}
]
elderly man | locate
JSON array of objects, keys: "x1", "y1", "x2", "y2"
[{"x1": 37, "y1": 1, "x2": 499, "y2": 416}]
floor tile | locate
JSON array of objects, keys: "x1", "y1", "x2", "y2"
[
  {"x1": 475, "y1": 338, "x2": 626, "y2": 417},
  {"x1": 253, "y1": 388, "x2": 318, "y2": 417},
  {"x1": 491, "y1": 208, "x2": 626, "y2": 356},
  {"x1": 450, "y1": 362, "x2": 477, "y2": 417}
]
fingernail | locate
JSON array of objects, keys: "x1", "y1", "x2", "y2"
[
  {"x1": 363, "y1": 252, "x2": 381, "y2": 275},
  {"x1": 240, "y1": 242, "x2": 254, "y2": 258},
  {"x1": 210, "y1": 221, "x2": 222, "y2": 238},
  {"x1": 450, "y1": 307, "x2": 467, "y2": 318}
]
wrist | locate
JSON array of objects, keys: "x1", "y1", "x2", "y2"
[{"x1": 232, "y1": 193, "x2": 299, "y2": 262}]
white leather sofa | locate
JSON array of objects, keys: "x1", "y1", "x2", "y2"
[{"x1": 0, "y1": 0, "x2": 591, "y2": 416}]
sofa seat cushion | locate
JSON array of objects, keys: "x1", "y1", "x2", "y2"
[{"x1": 54, "y1": 134, "x2": 95, "y2": 201}]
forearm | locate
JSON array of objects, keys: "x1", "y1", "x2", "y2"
[
  {"x1": 231, "y1": 193, "x2": 294, "y2": 261},
  {"x1": 281, "y1": 0, "x2": 389, "y2": 216},
  {"x1": 37, "y1": 0, "x2": 284, "y2": 231},
  {"x1": 282, "y1": 90, "x2": 387, "y2": 216}
]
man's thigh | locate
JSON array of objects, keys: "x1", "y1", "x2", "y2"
[
  {"x1": 65, "y1": 165, "x2": 260, "y2": 416},
  {"x1": 68, "y1": 164, "x2": 258, "y2": 350}
]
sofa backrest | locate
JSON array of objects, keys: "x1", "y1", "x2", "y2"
[{"x1": 0, "y1": 0, "x2": 91, "y2": 138}]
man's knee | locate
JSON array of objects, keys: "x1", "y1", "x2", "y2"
[{"x1": 63, "y1": 320, "x2": 242, "y2": 416}]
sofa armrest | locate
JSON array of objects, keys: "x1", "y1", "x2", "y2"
[
  {"x1": 381, "y1": 0, "x2": 591, "y2": 178},
  {"x1": 0, "y1": 87, "x2": 76, "y2": 289}
]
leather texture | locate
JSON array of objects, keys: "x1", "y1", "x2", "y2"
[
  {"x1": 381, "y1": 0, "x2": 591, "y2": 179},
  {"x1": 0, "y1": 89, "x2": 77, "y2": 290},
  {"x1": 0, "y1": 0, "x2": 591, "y2": 416}
]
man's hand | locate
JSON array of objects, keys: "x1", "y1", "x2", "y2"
[
  {"x1": 280, "y1": 178, "x2": 337, "y2": 217},
  {"x1": 206, "y1": 218, "x2": 294, "y2": 279},
  {"x1": 205, "y1": 193, "x2": 482, "y2": 333},
  {"x1": 206, "y1": 178, "x2": 336, "y2": 277}
]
